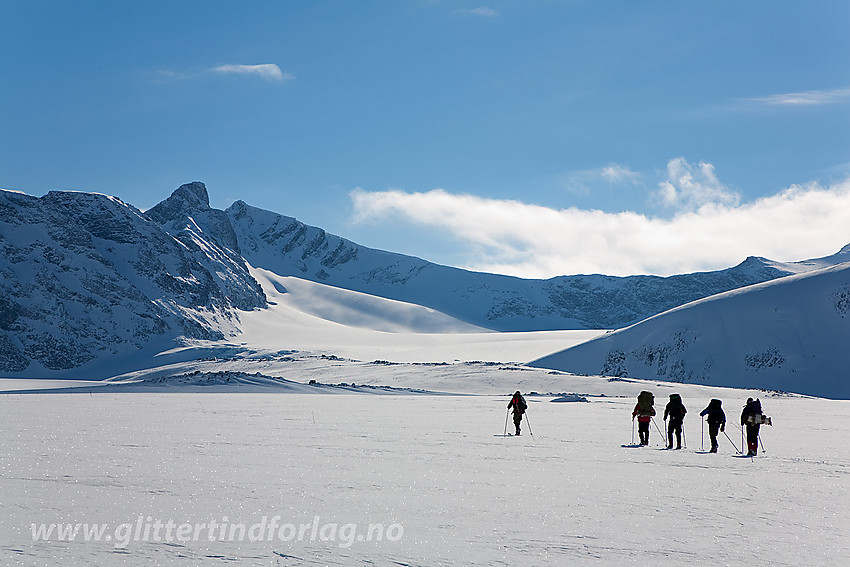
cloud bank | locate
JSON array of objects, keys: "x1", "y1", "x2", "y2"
[
  {"x1": 212, "y1": 64, "x2": 292, "y2": 82},
  {"x1": 351, "y1": 159, "x2": 850, "y2": 278}
]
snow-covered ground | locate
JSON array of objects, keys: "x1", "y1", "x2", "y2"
[
  {"x1": 1, "y1": 255, "x2": 848, "y2": 566},
  {"x1": 531, "y1": 262, "x2": 850, "y2": 398},
  {"x1": 1, "y1": 386, "x2": 847, "y2": 566},
  {"x1": 230, "y1": 267, "x2": 604, "y2": 365}
]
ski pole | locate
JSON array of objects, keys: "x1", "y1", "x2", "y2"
[
  {"x1": 651, "y1": 418, "x2": 665, "y2": 445},
  {"x1": 682, "y1": 424, "x2": 686, "y2": 449},
  {"x1": 632, "y1": 416, "x2": 635, "y2": 445},
  {"x1": 758, "y1": 433, "x2": 766, "y2": 454},
  {"x1": 504, "y1": 407, "x2": 509, "y2": 436},
  {"x1": 723, "y1": 429, "x2": 741, "y2": 453},
  {"x1": 525, "y1": 411, "x2": 533, "y2": 437},
  {"x1": 701, "y1": 417, "x2": 705, "y2": 451}
]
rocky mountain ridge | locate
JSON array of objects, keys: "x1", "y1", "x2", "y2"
[
  {"x1": 0, "y1": 185, "x2": 265, "y2": 373},
  {"x1": 1, "y1": 181, "x2": 845, "y2": 375}
]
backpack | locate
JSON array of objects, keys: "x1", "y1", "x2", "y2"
[
  {"x1": 511, "y1": 394, "x2": 527, "y2": 413},
  {"x1": 638, "y1": 391, "x2": 654, "y2": 412},
  {"x1": 667, "y1": 394, "x2": 685, "y2": 420},
  {"x1": 746, "y1": 399, "x2": 771, "y2": 425}
]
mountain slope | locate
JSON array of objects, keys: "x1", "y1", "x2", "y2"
[
  {"x1": 145, "y1": 181, "x2": 267, "y2": 311},
  {"x1": 529, "y1": 263, "x2": 850, "y2": 398},
  {"x1": 0, "y1": 187, "x2": 264, "y2": 374},
  {"x1": 223, "y1": 198, "x2": 807, "y2": 331},
  {"x1": 3, "y1": 180, "x2": 849, "y2": 383}
]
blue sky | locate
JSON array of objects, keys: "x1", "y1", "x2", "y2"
[{"x1": 2, "y1": 1, "x2": 849, "y2": 277}]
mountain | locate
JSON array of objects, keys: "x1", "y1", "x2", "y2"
[
  {"x1": 0, "y1": 186, "x2": 265, "y2": 374},
  {"x1": 1, "y1": 180, "x2": 848, "y2": 380},
  {"x1": 529, "y1": 263, "x2": 850, "y2": 398},
  {"x1": 221, "y1": 199, "x2": 806, "y2": 331}
]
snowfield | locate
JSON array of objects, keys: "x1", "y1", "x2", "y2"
[
  {"x1": 1, "y1": 253, "x2": 849, "y2": 566},
  {"x1": 1, "y1": 386, "x2": 847, "y2": 566}
]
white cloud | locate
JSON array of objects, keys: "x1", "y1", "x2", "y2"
[
  {"x1": 656, "y1": 157, "x2": 740, "y2": 211},
  {"x1": 212, "y1": 64, "x2": 292, "y2": 82},
  {"x1": 749, "y1": 87, "x2": 850, "y2": 106},
  {"x1": 350, "y1": 175, "x2": 850, "y2": 279},
  {"x1": 457, "y1": 7, "x2": 498, "y2": 17},
  {"x1": 598, "y1": 163, "x2": 640, "y2": 184},
  {"x1": 559, "y1": 163, "x2": 641, "y2": 195}
]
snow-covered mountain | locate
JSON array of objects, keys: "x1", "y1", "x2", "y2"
[
  {"x1": 138, "y1": 182, "x2": 814, "y2": 333},
  {"x1": 221, "y1": 197, "x2": 810, "y2": 331},
  {"x1": 2, "y1": 180, "x2": 848, "y2": 386},
  {"x1": 0, "y1": 186, "x2": 265, "y2": 374},
  {"x1": 529, "y1": 262, "x2": 850, "y2": 398}
]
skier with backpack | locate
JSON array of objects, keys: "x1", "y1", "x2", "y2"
[
  {"x1": 632, "y1": 391, "x2": 656, "y2": 445},
  {"x1": 741, "y1": 398, "x2": 771, "y2": 456},
  {"x1": 507, "y1": 391, "x2": 528, "y2": 436},
  {"x1": 699, "y1": 399, "x2": 726, "y2": 453},
  {"x1": 664, "y1": 394, "x2": 687, "y2": 449}
]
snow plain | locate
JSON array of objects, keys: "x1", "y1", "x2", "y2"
[
  {"x1": 1, "y1": 272, "x2": 848, "y2": 566},
  {"x1": 2, "y1": 388, "x2": 848, "y2": 566}
]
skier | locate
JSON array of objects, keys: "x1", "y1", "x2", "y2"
[
  {"x1": 741, "y1": 398, "x2": 765, "y2": 456},
  {"x1": 632, "y1": 391, "x2": 656, "y2": 445},
  {"x1": 507, "y1": 391, "x2": 528, "y2": 436},
  {"x1": 699, "y1": 399, "x2": 726, "y2": 453},
  {"x1": 664, "y1": 393, "x2": 687, "y2": 449}
]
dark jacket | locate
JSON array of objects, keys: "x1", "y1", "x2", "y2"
[
  {"x1": 699, "y1": 399, "x2": 726, "y2": 428},
  {"x1": 508, "y1": 393, "x2": 527, "y2": 415},
  {"x1": 664, "y1": 396, "x2": 687, "y2": 423}
]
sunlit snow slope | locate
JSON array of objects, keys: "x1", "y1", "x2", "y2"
[
  {"x1": 530, "y1": 262, "x2": 850, "y2": 398},
  {"x1": 234, "y1": 267, "x2": 602, "y2": 363}
]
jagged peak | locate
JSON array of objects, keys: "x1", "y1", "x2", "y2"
[
  {"x1": 226, "y1": 199, "x2": 299, "y2": 226},
  {"x1": 146, "y1": 182, "x2": 210, "y2": 224},
  {"x1": 227, "y1": 200, "x2": 248, "y2": 214},
  {"x1": 171, "y1": 181, "x2": 210, "y2": 209}
]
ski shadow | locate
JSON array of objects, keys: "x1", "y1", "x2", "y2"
[
  {"x1": 693, "y1": 451, "x2": 714, "y2": 455},
  {"x1": 620, "y1": 443, "x2": 645, "y2": 448},
  {"x1": 493, "y1": 434, "x2": 515, "y2": 437},
  {"x1": 732, "y1": 454, "x2": 755, "y2": 459}
]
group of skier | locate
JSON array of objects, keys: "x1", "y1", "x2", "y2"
[
  {"x1": 509, "y1": 390, "x2": 770, "y2": 456},
  {"x1": 632, "y1": 391, "x2": 770, "y2": 455}
]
